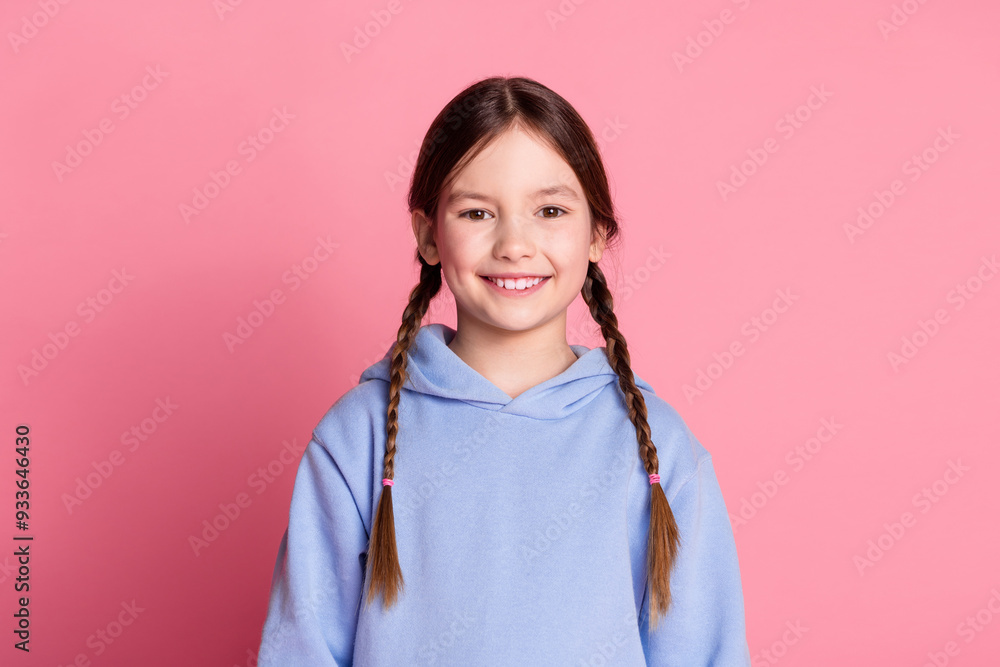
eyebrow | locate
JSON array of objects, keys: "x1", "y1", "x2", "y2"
[{"x1": 446, "y1": 184, "x2": 581, "y2": 206}]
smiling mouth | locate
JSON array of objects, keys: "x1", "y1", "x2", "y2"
[{"x1": 480, "y1": 275, "x2": 549, "y2": 291}]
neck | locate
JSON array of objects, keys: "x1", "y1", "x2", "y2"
[{"x1": 446, "y1": 310, "x2": 579, "y2": 400}]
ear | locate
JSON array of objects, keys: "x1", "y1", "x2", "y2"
[
  {"x1": 411, "y1": 209, "x2": 440, "y2": 265},
  {"x1": 589, "y1": 220, "x2": 608, "y2": 264}
]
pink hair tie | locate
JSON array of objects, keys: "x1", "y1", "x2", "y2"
[
  {"x1": 382, "y1": 478, "x2": 394, "y2": 487},
  {"x1": 648, "y1": 473, "x2": 660, "y2": 485}
]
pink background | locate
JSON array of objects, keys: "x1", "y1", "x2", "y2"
[{"x1": 2, "y1": 0, "x2": 998, "y2": 665}]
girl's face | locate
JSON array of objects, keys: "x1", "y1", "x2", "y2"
[{"x1": 413, "y1": 125, "x2": 606, "y2": 339}]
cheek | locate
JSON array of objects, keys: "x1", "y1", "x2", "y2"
[
  {"x1": 437, "y1": 231, "x2": 479, "y2": 278},
  {"x1": 556, "y1": 235, "x2": 594, "y2": 271}
]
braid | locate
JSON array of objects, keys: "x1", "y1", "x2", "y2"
[
  {"x1": 581, "y1": 260, "x2": 681, "y2": 630},
  {"x1": 364, "y1": 253, "x2": 442, "y2": 609}
]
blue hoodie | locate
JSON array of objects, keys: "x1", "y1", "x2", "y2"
[{"x1": 257, "y1": 323, "x2": 750, "y2": 666}]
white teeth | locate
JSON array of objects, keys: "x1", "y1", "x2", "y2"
[{"x1": 488, "y1": 276, "x2": 543, "y2": 290}]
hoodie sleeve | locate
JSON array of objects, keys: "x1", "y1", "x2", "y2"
[
  {"x1": 639, "y1": 454, "x2": 751, "y2": 666},
  {"x1": 257, "y1": 434, "x2": 370, "y2": 666}
]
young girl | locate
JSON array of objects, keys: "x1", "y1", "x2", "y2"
[{"x1": 257, "y1": 76, "x2": 750, "y2": 666}]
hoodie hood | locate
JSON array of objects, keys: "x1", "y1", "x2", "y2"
[{"x1": 359, "y1": 322, "x2": 655, "y2": 420}]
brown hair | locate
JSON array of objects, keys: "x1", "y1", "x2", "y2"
[{"x1": 363, "y1": 75, "x2": 681, "y2": 629}]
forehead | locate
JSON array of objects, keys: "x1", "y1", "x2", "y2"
[{"x1": 445, "y1": 127, "x2": 584, "y2": 199}]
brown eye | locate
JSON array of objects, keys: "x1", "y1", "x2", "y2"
[
  {"x1": 460, "y1": 209, "x2": 491, "y2": 221},
  {"x1": 540, "y1": 206, "x2": 566, "y2": 218}
]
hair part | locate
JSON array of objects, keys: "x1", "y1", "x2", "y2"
[{"x1": 365, "y1": 75, "x2": 681, "y2": 630}]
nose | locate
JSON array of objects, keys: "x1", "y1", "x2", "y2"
[{"x1": 492, "y1": 213, "x2": 535, "y2": 261}]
